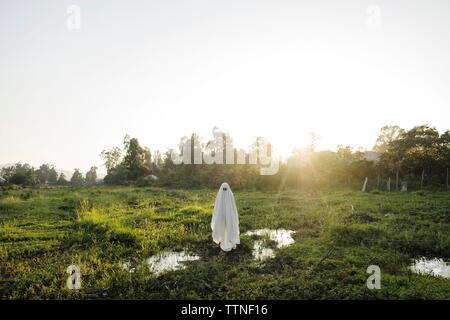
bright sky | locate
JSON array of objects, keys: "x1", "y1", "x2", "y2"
[{"x1": 1, "y1": 0, "x2": 449, "y2": 174}]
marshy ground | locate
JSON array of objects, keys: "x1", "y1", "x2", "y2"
[{"x1": 0, "y1": 186, "x2": 449, "y2": 299}]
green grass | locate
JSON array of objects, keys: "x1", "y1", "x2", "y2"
[{"x1": 0, "y1": 186, "x2": 449, "y2": 299}]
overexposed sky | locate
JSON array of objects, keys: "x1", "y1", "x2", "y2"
[{"x1": 1, "y1": 0, "x2": 449, "y2": 173}]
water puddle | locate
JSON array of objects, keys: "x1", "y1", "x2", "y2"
[
  {"x1": 146, "y1": 250, "x2": 200, "y2": 276},
  {"x1": 121, "y1": 250, "x2": 200, "y2": 276},
  {"x1": 410, "y1": 257, "x2": 450, "y2": 279},
  {"x1": 245, "y1": 229, "x2": 295, "y2": 261},
  {"x1": 252, "y1": 240, "x2": 275, "y2": 260},
  {"x1": 121, "y1": 229, "x2": 295, "y2": 270}
]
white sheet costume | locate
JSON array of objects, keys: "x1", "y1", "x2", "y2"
[{"x1": 211, "y1": 182, "x2": 240, "y2": 251}]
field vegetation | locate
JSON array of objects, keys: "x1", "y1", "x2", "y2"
[{"x1": 1, "y1": 186, "x2": 448, "y2": 299}]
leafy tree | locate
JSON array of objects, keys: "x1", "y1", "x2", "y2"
[
  {"x1": 10, "y1": 172, "x2": 27, "y2": 185},
  {"x1": 122, "y1": 136, "x2": 149, "y2": 181},
  {"x1": 100, "y1": 146, "x2": 124, "y2": 184},
  {"x1": 100, "y1": 147, "x2": 122, "y2": 173},
  {"x1": 36, "y1": 164, "x2": 51, "y2": 184},
  {"x1": 162, "y1": 150, "x2": 177, "y2": 175},
  {"x1": 143, "y1": 147, "x2": 152, "y2": 176},
  {"x1": 85, "y1": 166, "x2": 98, "y2": 184},
  {"x1": 103, "y1": 164, "x2": 128, "y2": 185},
  {"x1": 1, "y1": 163, "x2": 37, "y2": 186},
  {"x1": 378, "y1": 124, "x2": 448, "y2": 188},
  {"x1": 48, "y1": 167, "x2": 58, "y2": 184},
  {"x1": 397, "y1": 125, "x2": 442, "y2": 186},
  {"x1": 152, "y1": 150, "x2": 163, "y2": 175},
  {"x1": 0, "y1": 166, "x2": 16, "y2": 183},
  {"x1": 57, "y1": 172, "x2": 68, "y2": 185},
  {"x1": 25, "y1": 169, "x2": 38, "y2": 186},
  {"x1": 372, "y1": 125, "x2": 405, "y2": 153},
  {"x1": 70, "y1": 169, "x2": 84, "y2": 186}
]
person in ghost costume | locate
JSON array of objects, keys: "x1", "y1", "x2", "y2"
[{"x1": 211, "y1": 182, "x2": 240, "y2": 251}]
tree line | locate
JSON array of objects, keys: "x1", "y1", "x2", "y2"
[
  {"x1": 98, "y1": 125, "x2": 449, "y2": 191},
  {"x1": 1, "y1": 124, "x2": 449, "y2": 191},
  {"x1": 0, "y1": 163, "x2": 98, "y2": 187}
]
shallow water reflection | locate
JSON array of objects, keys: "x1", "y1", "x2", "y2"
[
  {"x1": 245, "y1": 229, "x2": 295, "y2": 261},
  {"x1": 252, "y1": 240, "x2": 276, "y2": 260},
  {"x1": 410, "y1": 257, "x2": 450, "y2": 279},
  {"x1": 121, "y1": 229, "x2": 295, "y2": 271},
  {"x1": 146, "y1": 251, "x2": 200, "y2": 276},
  {"x1": 121, "y1": 250, "x2": 200, "y2": 276}
]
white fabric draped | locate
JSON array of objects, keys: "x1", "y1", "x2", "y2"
[{"x1": 211, "y1": 182, "x2": 240, "y2": 251}]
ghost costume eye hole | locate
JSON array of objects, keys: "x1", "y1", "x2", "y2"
[{"x1": 223, "y1": 187, "x2": 227, "y2": 191}]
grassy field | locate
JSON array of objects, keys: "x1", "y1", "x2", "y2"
[{"x1": 0, "y1": 186, "x2": 449, "y2": 299}]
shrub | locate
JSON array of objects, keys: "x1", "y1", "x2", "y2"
[
  {"x1": 136, "y1": 177, "x2": 152, "y2": 187},
  {"x1": 75, "y1": 199, "x2": 93, "y2": 214}
]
